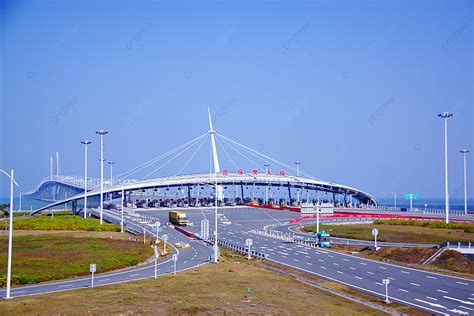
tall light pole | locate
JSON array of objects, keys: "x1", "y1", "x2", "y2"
[
  {"x1": 1, "y1": 169, "x2": 20, "y2": 299},
  {"x1": 81, "y1": 140, "x2": 91, "y2": 219},
  {"x1": 460, "y1": 149, "x2": 469, "y2": 215},
  {"x1": 96, "y1": 129, "x2": 108, "y2": 225},
  {"x1": 50, "y1": 156, "x2": 53, "y2": 179},
  {"x1": 213, "y1": 174, "x2": 219, "y2": 263},
  {"x1": 56, "y1": 151, "x2": 59, "y2": 176},
  {"x1": 295, "y1": 161, "x2": 301, "y2": 177},
  {"x1": 108, "y1": 161, "x2": 115, "y2": 185},
  {"x1": 264, "y1": 163, "x2": 270, "y2": 175},
  {"x1": 392, "y1": 192, "x2": 396, "y2": 208},
  {"x1": 108, "y1": 161, "x2": 115, "y2": 202},
  {"x1": 438, "y1": 112, "x2": 453, "y2": 224}
]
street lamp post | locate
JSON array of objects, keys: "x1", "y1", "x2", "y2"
[
  {"x1": 108, "y1": 161, "x2": 115, "y2": 202},
  {"x1": 214, "y1": 174, "x2": 219, "y2": 263},
  {"x1": 460, "y1": 149, "x2": 469, "y2": 215},
  {"x1": 121, "y1": 186, "x2": 125, "y2": 233},
  {"x1": 438, "y1": 112, "x2": 453, "y2": 224},
  {"x1": 392, "y1": 192, "x2": 396, "y2": 209},
  {"x1": 95, "y1": 130, "x2": 108, "y2": 225},
  {"x1": 0, "y1": 169, "x2": 20, "y2": 299},
  {"x1": 81, "y1": 140, "x2": 91, "y2": 219},
  {"x1": 295, "y1": 161, "x2": 301, "y2": 177}
]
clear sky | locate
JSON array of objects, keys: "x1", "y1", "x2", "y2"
[{"x1": 0, "y1": 0, "x2": 472, "y2": 199}]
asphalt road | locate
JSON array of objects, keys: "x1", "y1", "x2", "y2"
[{"x1": 138, "y1": 206, "x2": 474, "y2": 316}]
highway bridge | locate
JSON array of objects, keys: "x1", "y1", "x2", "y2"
[{"x1": 26, "y1": 109, "x2": 378, "y2": 214}]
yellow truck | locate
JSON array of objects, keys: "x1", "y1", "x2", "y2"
[{"x1": 169, "y1": 211, "x2": 189, "y2": 226}]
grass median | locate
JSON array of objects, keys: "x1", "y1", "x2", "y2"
[
  {"x1": 0, "y1": 212, "x2": 160, "y2": 287},
  {"x1": 304, "y1": 221, "x2": 474, "y2": 244},
  {"x1": 9, "y1": 212, "x2": 121, "y2": 232},
  {"x1": 0, "y1": 234, "x2": 155, "y2": 287}
]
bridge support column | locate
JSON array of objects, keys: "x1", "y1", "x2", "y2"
[
  {"x1": 287, "y1": 183, "x2": 292, "y2": 205},
  {"x1": 72, "y1": 200, "x2": 77, "y2": 213},
  {"x1": 240, "y1": 182, "x2": 244, "y2": 201},
  {"x1": 187, "y1": 186, "x2": 191, "y2": 204}
]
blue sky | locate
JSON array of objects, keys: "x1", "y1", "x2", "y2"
[{"x1": 0, "y1": 0, "x2": 472, "y2": 199}]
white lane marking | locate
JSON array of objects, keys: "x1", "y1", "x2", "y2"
[
  {"x1": 387, "y1": 277, "x2": 396, "y2": 281},
  {"x1": 328, "y1": 255, "x2": 334, "y2": 258},
  {"x1": 437, "y1": 289, "x2": 449, "y2": 294},
  {"x1": 360, "y1": 262, "x2": 367, "y2": 266},
  {"x1": 378, "y1": 266, "x2": 387, "y2": 270},
  {"x1": 306, "y1": 262, "x2": 312, "y2": 265},
  {"x1": 443, "y1": 296, "x2": 474, "y2": 305},
  {"x1": 98, "y1": 278, "x2": 110, "y2": 283},
  {"x1": 349, "y1": 267, "x2": 356, "y2": 270},
  {"x1": 410, "y1": 283, "x2": 421, "y2": 287},
  {"x1": 337, "y1": 271, "x2": 344, "y2": 274},
  {"x1": 459, "y1": 306, "x2": 474, "y2": 311},
  {"x1": 469, "y1": 298, "x2": 474, "y2": 301},
  {"x1": 305, "y1": 255, "x2": 311, "y2": 259},
  {"x1": 293, "y1": 259, "x2": 299, "y2": 262},
  {"x1": 332, "y1": 263, "x2": 339, "y2": 266},
  {"x1": 343, "y1": 258, "x2": 349, "y2": 262},
  {"x1": 414, "y1": 298, "x2": 448, "y2": 310},
  {"x1": 321, "y1": 266, "x2": 327, "y2": 269},
  {"x1": 376, "y1": 282, "x2": 384, "y2": 286},
  {"x1": 456, "y1": 281, "x2": 469, "y2": 286},
  {"x1": 297, "y1": 251, "x2": 309, "y2": 255},
  {"x1": 398, "y1": 288, "x2": 408, "y2": 293},
  {"x1": 58, "y1": 284, "x2": 73, "y2": 288},
  {"x1": 130, "y1": 273, "x2": 140, "y2": 277},
  {"x1": 355, "y1": 276, "x2": 362, "y2": 280},
  {"x1": 426, "y1": 296, "x2": 438, "y2": 301},
  {"x1": 367, "y1": 271, "x2": 374, "y2": 275},
  {"x1": 401, "y1": 271, "x2": 410, "y2": 274},
  {"x1": 277, "y1": 251, "x2": 288, "y2": 256},
  {"x1": 318, "y1": 259, "x2": 324, "y2": 262},
  {"x1": 426, "y1": 276, "x2": 437, "y2": 280}
]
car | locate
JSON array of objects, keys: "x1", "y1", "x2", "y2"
[{"x1": 175, "y1": 242, "x2": 190, "y2": 249}]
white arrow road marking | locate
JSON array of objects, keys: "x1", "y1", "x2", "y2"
[
  {"x1": 459, "y1": 306, "x2": 474, "y2": 311},
  {"x1": 414, "y1": 298, "x2": 447, "y2": 310},
  {"x1": 443, "y1": 296, "x2": 474, "y2": 305},
  {"x1": 448, "y1": 309, "x2": 469, "y2": 315}
]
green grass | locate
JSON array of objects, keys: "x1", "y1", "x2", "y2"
[
  {"x1": 373, "y1": 219, "x2": 474, "y2": 233},
  {"x1": 11, "y1": 213, "x2": 121, "y2": 232},
  {"x1": 0, "y1": 235, "x2": 154, "y2": 287},
  {"x1": 304, "y1": 222, "x2": 474, "y2": 244}
]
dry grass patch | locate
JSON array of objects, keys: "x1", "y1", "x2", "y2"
[
  {"x1": 0, "y1": 251, "x2": 387, "y2": 315},
  {"x1": 304, "y1": 223, "x2": 474, "y2": 244}
]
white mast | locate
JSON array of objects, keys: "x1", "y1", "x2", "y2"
[
  {"x1": 208, "y1": 107, "x2": 221, "y2": 173},
  {"x1": 208, "y1": 108, "x2": 223, "y2": 202}
]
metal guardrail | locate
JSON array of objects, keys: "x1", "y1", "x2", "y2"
[
  {"x1": 365, "y1": 205, "x2": 469, "y2": 216},
  {"x1": 209, "y1": 237, "x2": 269, "y2": 260},
  {"x1": 439, "y1": 241, "x2": 473, "y2": 249}
]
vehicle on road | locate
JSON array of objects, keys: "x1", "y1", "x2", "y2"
[
  {"x1": 175, "y1": 242, "x2": 190, "y2": 248},
  {"x1": 169, "y1": 211, "x2": 189, "y2": 226},
  {"x1": 315, "y1": 231, "x2": 331, "y2": 247}
]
